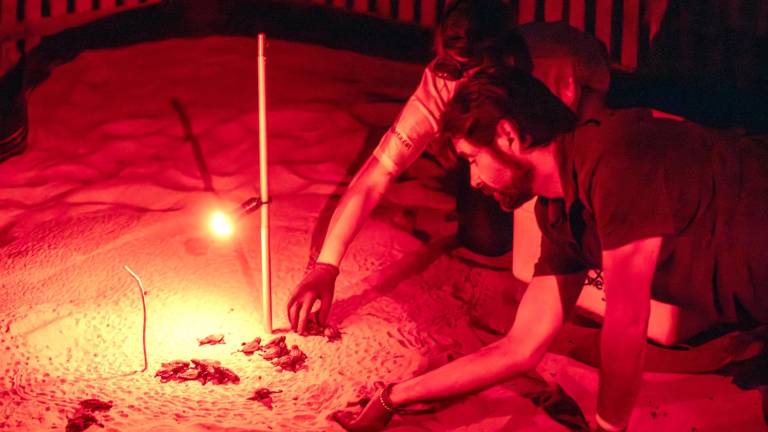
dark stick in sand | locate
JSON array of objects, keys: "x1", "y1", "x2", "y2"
[{"x1": 124, "y1": 265, "x2": 148, "y2": 373}]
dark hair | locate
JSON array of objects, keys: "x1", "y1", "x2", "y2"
[
  {"x1": 435, "y1": 1, "x2": 532, "y2": 74},
  {"x1": 441, "y1": 68, "x2": 578, "y2": 148}
]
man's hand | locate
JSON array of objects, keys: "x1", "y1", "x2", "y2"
[
  {"x1": 287, "y1": 262, "x2": 339, "y2": 334},
  {"x1": 332, "y1": 385, "x2": 395, "y2": 432}
]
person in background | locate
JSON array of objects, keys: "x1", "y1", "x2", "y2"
[{"x1": 286, "y1": 0, "x2": 612, "y2": 335}]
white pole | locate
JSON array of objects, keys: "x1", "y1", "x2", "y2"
[{"x1": 257, "y1": 33, "x2": 272, "y2": 334}]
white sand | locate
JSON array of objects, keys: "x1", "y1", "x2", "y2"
[{"x1": 0, "y1": 36, "x2": 763, "y2": 431}]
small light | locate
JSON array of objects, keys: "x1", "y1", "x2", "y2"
[{"x1": 210, "y1": 211, "x2": 234, "y2": 238}]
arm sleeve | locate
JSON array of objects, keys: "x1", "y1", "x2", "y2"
[
  {"x1": 583, "y1": 137, "x2": 675, "y2": 250},
  {"x1": 372, "y1": 64, "x2": 458, "y2": 173},
  {"x1": 532, "y1": 198, "x2": 591, "y2": 276}
]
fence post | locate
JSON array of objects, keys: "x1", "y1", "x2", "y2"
[
  {"x1": 1, "y1": 1, "x2": 19, "y2": 27},
  {"x1": 420, "y1": 0, "x2": 437, "y2": 27},
  {"x1": 353, "y1": 0, "x2": 367, "y2": 13},
  {"x1": 375, "y1": 0, "x2": 391, "y2": 19},
  {"x1": 75, "y1": 0, "x2": 91, "y2": 13},
  {"x1": 25, "y1": 0, "x2": 42, "y2": 23},
  {"x1": 621, "y1": 0, "x2": 640, "y2": 69},
  {"x1": 518, "y1": 0, "x2": 535, "y2": 23},
  {"x1": 595, "y1": 0, "x2": 612, "y2": 57},
  {"x1": 51, "y1": 0, "x2": 67, "y2": 17},
  {"x1": 545, "y1": 0, "x2": 564, "y2": 21},
  {"x1": 398, "y1": 0, "x2": 414, "y2": 23},
  {"x1": 570, "y1": 0, "x2": 586, "y2": 30}
]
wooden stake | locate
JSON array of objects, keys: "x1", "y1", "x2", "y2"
[{"x1": 257, "y1": 33, "x2": 273, "y2": 334}]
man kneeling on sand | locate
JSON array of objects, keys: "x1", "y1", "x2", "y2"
[{"x1": 333, "y1": 68, "x2": 768, "y2": 432}]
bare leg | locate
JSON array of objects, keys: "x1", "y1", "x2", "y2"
[{"x1": 551, "y1": 321, "x2": 765, "y2": 373}]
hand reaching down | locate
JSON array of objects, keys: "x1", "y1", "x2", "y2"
[
  {"x1": 332, "y1": 384, "x2": 396, "y2": 432},
  {"x1": 287, "y1": 262, "x2": 339, "y2": 334}
]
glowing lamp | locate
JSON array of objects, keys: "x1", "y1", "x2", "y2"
[
  {"x1": 208, "y1": 198, "x2": 265, "y2": 238},
  {"x1": 209, "y1": 211, "x2": 235, "y2": 238}
]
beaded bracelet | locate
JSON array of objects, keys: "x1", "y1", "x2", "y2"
[{"x1": 378, "y1": 384, "x2": 397, "y2": 413}]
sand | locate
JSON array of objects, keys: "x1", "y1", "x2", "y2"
[{"x1": 0, "y1": 36, "x2": 764, "y2": 431}]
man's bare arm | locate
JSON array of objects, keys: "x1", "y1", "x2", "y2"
[
  {"x1": 598, "y1": 236, "x2": 661, "y2": 430},
  {"x1": 315, "y1": 154, "x2": 399, "y2": 266},
  {"x1": 389, "y1": 272, "x2": 586, "y2": 405},
  {"x1": 287, "y1": 153, "x2": 400, "y2": 332},
  {"x1": 288, "y1": 66, "x2": 454, "y2": 332}
]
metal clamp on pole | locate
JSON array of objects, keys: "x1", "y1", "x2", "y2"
[{"x1": 239, "y1": 196, "x2": 271, "y2": 217}]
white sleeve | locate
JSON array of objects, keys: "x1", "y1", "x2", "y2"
[{"x1": 373, "y1": 65, "x2": 458, "y2": 173}]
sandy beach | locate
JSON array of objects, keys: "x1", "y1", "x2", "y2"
[{"x1": 0, "y1": 35, "x2": 765, "y2": 431}]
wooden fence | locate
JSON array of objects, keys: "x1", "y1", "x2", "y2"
[
  {"x1": 308, "y1": 0, "x2": 768, "y2": 76},
  {"x1": 0, "y1": 0, "x2": 163, "y2": 41},
  {"x1": 308, "y1": 0, "x2": 669, "y2": 69},
  {"x1": 1, "y1": 0, "x2": 766, "y2": 80}
]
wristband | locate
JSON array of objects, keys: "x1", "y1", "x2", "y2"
[
  {"x1": 596, "y1": 413, "x2": 627, "y2": 432},
  {"x1": 314, "y1": 262, "x2": 340, "y2": 277}
]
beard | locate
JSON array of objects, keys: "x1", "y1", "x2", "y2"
[
  {"x1": 478, "y1": 162, "x2": 535, "y2": 213},
  {"x1": 485, "y1": 186, "x2": 534, "y2": 212}
]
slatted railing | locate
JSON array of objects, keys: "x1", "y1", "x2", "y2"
[
  {"x1": 308, "y1": 0, "x2": 664, "y2": 69},
  {"x1": 0, "y1": 0, "x2": 164, "y2": 41},
  {"x1": 307, "y1": 0, "x2": 768, "y2": 75},
  {"x1": 2, "y1": 0, "x2": 766, "y2": 80},
  {"x1": 307, "y1": 0, "x2": 443, "y2": 28}
]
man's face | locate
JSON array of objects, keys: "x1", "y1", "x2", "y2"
[{"x1": 453, "y1": 127, "x2": 535, "y2": 212}]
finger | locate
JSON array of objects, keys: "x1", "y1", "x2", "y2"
[
  {"x1": 309, "y1": 310, "x2": 321, "y2": 327},
  {"x1": 297, "y1": 297, "x2": 316, "y2": 335},
  {"x1": 287, "y1": 300, "x2": 300, "y2": 331},
  {"x1": 317, "y1": 297, "x2": 332, "y2": 327},
  {"x1": 286, "y1": 297, "x2": 294, "y2": 326},
  {"x1": 331, "y1": 410, "x2": 357, "y2": 431}
]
